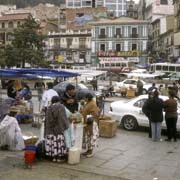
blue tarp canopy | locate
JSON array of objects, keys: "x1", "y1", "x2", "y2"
[{"x1": 0, "y1": 68, "x2": 80, "y2": 79}]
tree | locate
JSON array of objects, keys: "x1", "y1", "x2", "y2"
[{"x1": 4, "y1": 15, "x2": 48, "y2": 68}]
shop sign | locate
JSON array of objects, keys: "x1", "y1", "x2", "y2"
[
  {"x1": 127, "y1": 57, "x2": 139, "y2": 62},
  {"x1": 97, "y1": 50, "x2": 140, "y2": 57},
  {"x1": 98, "y1": 57, "x2": 125, "y2": 64}
]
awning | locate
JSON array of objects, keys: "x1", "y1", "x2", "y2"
[{"x1": 0, "y1": 68, "x2": 80, "y2": 79}]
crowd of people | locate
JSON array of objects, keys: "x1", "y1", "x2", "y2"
[{"x1": 42, "y1": 83, "x2": 100, "y2": 161}]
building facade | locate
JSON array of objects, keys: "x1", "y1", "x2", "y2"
[
  {"x1": 0, "y1": 12, "x2": 31, "y2": 48},
  {"x1": 173, "y1": 0, "x2": 180, "y2": 57},
  {"x1": 66, "y1": 0, "x2": 103, "y2": 8},
  {"x1": 126, "y1": 0, "x2": 138, "y2": 19},
  {"x1": 138, "y1": 0, "x2": 146, "y2": 20},
  {"x1": 46, "y1": 29, "x2": 92, "y2": 68},
  {"x1": 90, "y1": 17, "x2": 149, "y2": 72},
  {"x1": 103, "y1": 0, "x2": 127, "y2": 17}
]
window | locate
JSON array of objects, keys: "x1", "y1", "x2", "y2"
[
  {"x1": 116, "y1": 44, "x2": 121, "y2": 51},
  {"x1": 132, "y1": 28, "x2": 137, "y2": 34},
  {"x1": 160, "y1": 0, "x2": 168, "y2": 5},
  {"x1": 132, "y1": 44, "x2": 137, "y2": 50},
  {"x1": 8, "y1": 21, "x2": 13, "y2": 28},
  {"x1": 169, "y1": 66, "x2": 175, "y2": 71},
  {"x1": 17, "y1": 21, "x2": 21, "y2": 27},
  {"x1": 100, "y1": 28, "x2": 105, "y2": 35},
  {"x1": 100, "y1": 44, "x2": 105, "y2": 51},
  {"x1": 134, "y1": 99, "x2": 146, "y2": 108},
  {"x1": 2, "y1": 22, "x2": 5, "y2": 28},
  {"x1": 116, "y1": 28, "x2": 121, "y2": 35}
]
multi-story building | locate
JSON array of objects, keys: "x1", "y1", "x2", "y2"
[
  {"x1": 0, "y1": 12, "x2": 31, "y2": 48},
  {"x1": 66, "y1": 0, "x2": 126, "y2": 17},
  {"x1": 90, "y1": 17, "x2": 149, "y2": 72},
  {"x1": 173, "y1": 0, "x2": 180, "y2": 58},
  {"x1": 126, "y1": 0, "x2": 138, "y2": 19},
  {"x1": 138, "y1": 0, "x2": 146, "y2": 20},
  {"x1": 103, "y1": 0, "x2": 127, "y2": 17},
  {"x1": 0, "y1": 5, "x2": 16, "y2": 16},
  {"x1": 66, "y1": 0, "x2": 103, "y2": 8},
  {"x1": 46, "y1": 29, "x2": 92, "y2": 68},
  {"x1": 151, "y1": 15, "x2": 174, "y2": 61},
  {"x1": 145, "y1": 0, "x2": 174, "y2": 22}
]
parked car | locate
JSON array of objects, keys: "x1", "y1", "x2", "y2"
[
  {"x1": 114, "y1": 79, "x2": 152, "y2": 94},
  {"x1": 108, "y1": 95, "x2": 180, "y2": 131},
  {"x1": 53, "y1": 81, "x2": 100, "y2": 100}
]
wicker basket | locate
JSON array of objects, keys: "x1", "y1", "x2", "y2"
[{"x1": 24, "y1": 137, "x2": 38, "y2": 146}]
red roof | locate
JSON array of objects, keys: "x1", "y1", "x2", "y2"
[{"x1": 0, "y1": 13, "x2": 30, "y2": 21}]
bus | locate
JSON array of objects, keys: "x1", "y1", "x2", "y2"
[
  {"x1": 149, "y1": 63, "x2": 180, "y2": 76},
  {"x1": 97, "y1": 60, "x2": 136, "y2": 74}
]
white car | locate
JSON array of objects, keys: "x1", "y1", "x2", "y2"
[
  {"x1": 108, "y1": 95, "x2": 180, "y2": 131},
  {"x1": 114, "y1": 79, "x2": 152, "y2": 94}
]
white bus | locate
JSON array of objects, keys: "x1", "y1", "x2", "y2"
[{"x1": 149, "y1": 63, "x2": 180, "y2": 77}]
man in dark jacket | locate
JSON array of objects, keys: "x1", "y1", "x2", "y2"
[
  {"x1": 146, "y1": 90, "x2": 164, "y2": 141},
  {"x1": 60, "y1": 84, "x2": 78, "y2": 113},
  {"x1": 142, "y1": 91, "x2": 153, "y2": 138}
]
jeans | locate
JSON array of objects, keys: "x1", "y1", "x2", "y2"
[{"x1": 151, "y1": 122, "x2": 162, "y2": 141}]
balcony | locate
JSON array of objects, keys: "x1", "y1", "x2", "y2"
[
  {"x1": 114, "y1": 34, "x2": 121, "y2": 38},
  {"x1": 98, "y1": 34, "x2": 106, "y2": 38},
  {"x1": 131, "y1": 34, "x2": 138, "y2": 38}
]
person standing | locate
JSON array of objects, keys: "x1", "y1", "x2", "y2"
[
  {"x1": 34, "y1": 81, "x2": 45, "y2": 102},
  {"x1": 45, "y1": 96, "x2": 69, "y2": 162},
  {"x1": 137, "y1": 79, "x2": 143, "y2": 96},
  {"x1": 81, "y1": 93, "x2": 99, "y2": 158},
  {"x1": 60, "y1": 84, "x2": 78, "y2": 113},
  {"x1": 164, "y1": 90, "x2": 178, "y2": 142},
  {"x1": 41, "y1": 82, "x2": 58, "y2": 113},
  {"x1": 146, "y1": 90, "x2": 164, "y2": 141},
  {"x1": 148, "y1": 83, "x2": 157, "y2": 93},
  {"x1": 142, "y1": 91, "x2": 153, "y2": 138}
]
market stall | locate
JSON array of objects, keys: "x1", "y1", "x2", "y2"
[{"x1": 0, "y1": 68, "x2": 80, "y2": 122}]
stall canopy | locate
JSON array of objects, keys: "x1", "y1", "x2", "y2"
[{"x1": 0, "y1": 68, "x2": 80, "y2": 79}]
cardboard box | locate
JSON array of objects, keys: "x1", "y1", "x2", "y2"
[
  {"x1": 126, "y1": 89, "x2": 135, "y2": 97},
  {"x1": 99, "y1": 120, "x2": 117, "y2": 138}
]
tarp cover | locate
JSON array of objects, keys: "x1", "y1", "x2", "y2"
[{"x1": 0, "y1": 68, "x2": 80, "y2": 79}]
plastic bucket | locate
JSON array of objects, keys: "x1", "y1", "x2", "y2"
[{"x1": 24, "y1": 150, "x2": 36, "y2": 165}]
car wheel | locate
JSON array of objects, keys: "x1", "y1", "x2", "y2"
[
  {"x1": 122, "y1": 115, "x2": 138, "y2": 131},
  {"x1": 142, "y1": 89, "x2": 147, "y2": 94}
]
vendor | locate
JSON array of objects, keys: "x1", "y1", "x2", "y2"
[
  {"x1": 0, "y1": 106, "x2": 25, "y2": 151},
  {"x1": 7, "y1": 80, "x2": 17, "y2": 99},
  {"x1": 81, "y1": 93, "x2": 99, "y2": 158}
]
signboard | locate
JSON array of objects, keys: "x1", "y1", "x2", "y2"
[
  {"x1": 97, "y1": 50, "x2": 140, "y2": 57},
  {"x1": 98, "y1": 57, "x2": 125, "y2": 64}
]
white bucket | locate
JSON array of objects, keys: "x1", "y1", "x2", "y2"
[{"x1": 68, "y1": 147, "x2": 81, "y2": 165}]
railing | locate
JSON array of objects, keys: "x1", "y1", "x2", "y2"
[
  {"x1": 114, "y1": 34, "x2": 121, "y2": 38},
  {"x1": 98, "y1": 34, "x2": 106, "y2": 38},
  {"x1": 131, "y1": 34, "x2": 138, "y2": 38}
]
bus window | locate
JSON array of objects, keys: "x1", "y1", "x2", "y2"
[
  {"x1": 169, "y1": 66, "x2": 175, "y2": 72},
  {"x1": 177, "y1": 66, "x2": 180, "y2": 72},
  {"x1": 163, "y1": 65, "x2": 168, "y2": 71},
  {"x1": 111, "y1": 63, "x2": 115, "y2": 67},
  {"x1": 105, "y1": 63, "x2": 109, "y2": 67},
  {"x1": 116, "y1": 63, "x2": 120, "y2": 67},
  {"x1": 156, "y1": 65, "x2": 161, "y2": 71}
]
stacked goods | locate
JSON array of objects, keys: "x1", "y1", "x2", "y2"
[{"x1": 99, "y1": 115, "x2": 117, "y2": 138}]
